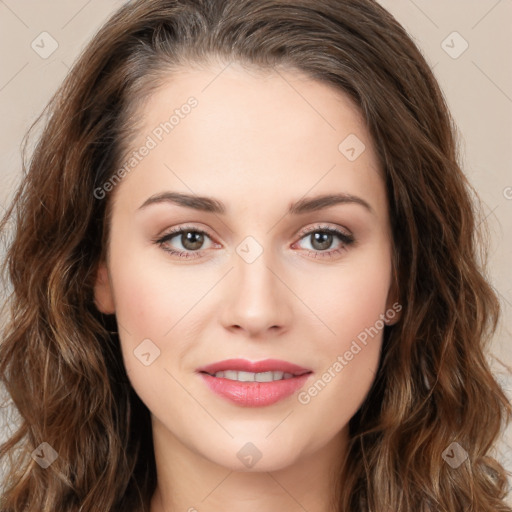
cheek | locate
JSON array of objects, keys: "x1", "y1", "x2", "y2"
[
  {"x1": 294, "y1": 246, "x2": 391, "y2": 419},
  {"x1": 304, "y1": 243, "x2": 392, "y2": 347},
  {"x1": 106, "y1": 246, "x2": 180, "y2": 380},
  {"x1": 112, "y1": 267, "x2": 169, "y2": 338},
  {"x1": 108, "y1": 233, "x2": 203, "y2": 337},
  {"x1": 107, "y1": 243, "x2": 217, "y2": 390}
]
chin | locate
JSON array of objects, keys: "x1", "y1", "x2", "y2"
[{"x1": 203, "y1": 438, "x2": 304, "y2": 473}]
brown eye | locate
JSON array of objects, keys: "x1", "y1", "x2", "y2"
[
  {"x1": 309, "y1": 231, "x2": 335, "y2": 251},
  {"x1": 156, "y1": 226, "x2": 214, "y2": 258},
  {"x1": 295, "y1": 226, "x2": 355, "y2": 259},
  {"x1": 177, "y1": 231, "x2": 205, "y2": 251}
]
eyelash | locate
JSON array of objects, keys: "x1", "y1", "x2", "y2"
[{"x1": 154, "y1": 224, "x2": 355, "y2": 260}]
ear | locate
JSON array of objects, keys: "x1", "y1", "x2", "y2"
[
  {"x1": 384, "y1": 270, "x2": 402, "y2": 326},
  {"x1": 93, "y1": 262, "x2": 116, "y2": 314}
]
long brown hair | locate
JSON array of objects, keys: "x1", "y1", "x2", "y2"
[{"x1": 1, "y1": 0, "x2": 510, "y2": 510}]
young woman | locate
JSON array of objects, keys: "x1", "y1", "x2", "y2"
[{"x1": 1, "y1": 0, "x2": 510, "y2": 510}]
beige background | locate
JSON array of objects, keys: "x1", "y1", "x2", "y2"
[{"x1": 0, "y1": 0, "x2": 511, "y2": 494}]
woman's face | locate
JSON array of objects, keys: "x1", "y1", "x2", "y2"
[{"x1": 94, "y1": 63, "x2": 399, "y2": 471}]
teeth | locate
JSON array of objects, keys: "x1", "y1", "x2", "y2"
[
  {"x1": 212, "y1": 370, "x2": 295, "y2": 382},
  {"x1": 256, "y1": 371, "x2": 280, "y2": 382}
]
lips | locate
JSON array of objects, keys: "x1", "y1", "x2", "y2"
[
  {"x1": 196, "y1": 358, "x2": 312, "y2": 376},
  {"x1": 196, "y1": 358, "x2": 313, "y2": 407}
]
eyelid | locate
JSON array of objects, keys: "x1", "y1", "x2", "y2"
[
  {"x1": 295, "y1": 223, "x2": 353, "y2": 240},
  {"x1": 156, "y1": 224, "x2": 220, "y2": 247},
  {"x1": 155, "y1": 222, "x2": 352, "y2": 244},
  {"x1": 155, "y1": 222, "x2": 355, "y2": 259},
  {"x1": 156, "y1": 223, "x2": 216, "y2": 239}
]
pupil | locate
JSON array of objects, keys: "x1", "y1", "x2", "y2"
[
  {"x1": 182, "y1": 231, "x2": 204, "y2": 250},
  {"x1": 312, "y1": 232, "x2": 332, "y2": 250}
]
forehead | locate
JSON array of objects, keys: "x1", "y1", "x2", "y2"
[{"x1": 112, "y1": 63, "x2": 386, "y2": 218}]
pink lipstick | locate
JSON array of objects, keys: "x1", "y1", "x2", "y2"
[{"x1": 196, "y1": 358, "x2": 313, "y2": 407}]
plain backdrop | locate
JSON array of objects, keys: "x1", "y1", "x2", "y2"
[{"x1": 0, "y1": 0, "x2": 511, "y2": 497}]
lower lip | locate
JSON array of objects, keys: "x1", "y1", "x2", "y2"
[{"x1": 199, "y1": 372, "x2": 312, "y2": 407}]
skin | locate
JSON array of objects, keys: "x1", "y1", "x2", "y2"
[{"x1": 93, "y1": 61, "x2": 400, "y2": 512}]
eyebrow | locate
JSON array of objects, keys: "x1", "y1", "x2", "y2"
[{"x1": 137, "y1": 191, "x2": 375, "y2": 215}]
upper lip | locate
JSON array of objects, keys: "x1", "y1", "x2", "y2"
[{"x1": 197, "y1": 358, "x2": 312, "y2": 376}]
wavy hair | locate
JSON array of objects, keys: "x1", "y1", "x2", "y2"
[{"x1": 1, "y1": 0, "x2": 511, "y2": 510}]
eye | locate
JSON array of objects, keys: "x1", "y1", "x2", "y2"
[
  {"x1": 154, "y1": 223, "x2": 355, "y2": 260},
  {"x1": 293, "y1": 224, "x2": 355, "y2": 259},
  {"x1": 155, "y1": 225, "x2": 216, "y2": 260}
]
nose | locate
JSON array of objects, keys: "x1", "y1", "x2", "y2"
[{"x1": 219, "y1": 248, "x2": 293, "y2": 337}]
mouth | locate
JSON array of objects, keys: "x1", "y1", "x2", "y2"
[
  {"x1": 200, "y1": 369, "x2": 304, "y2": 382},
  {"x1": 197, "y1": 358, "x2": 312, "y2": 380},
  {"x1": 196, "y1": 358, "x2": 313, "y2": 407}
]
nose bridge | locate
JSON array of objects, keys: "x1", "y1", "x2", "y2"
[
  {"x1": 221, "y1": 234, "x2": 291, "y2": 333},
  {"x1": 234, "y1": 237, "x2": 280, "y2": 306}
]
